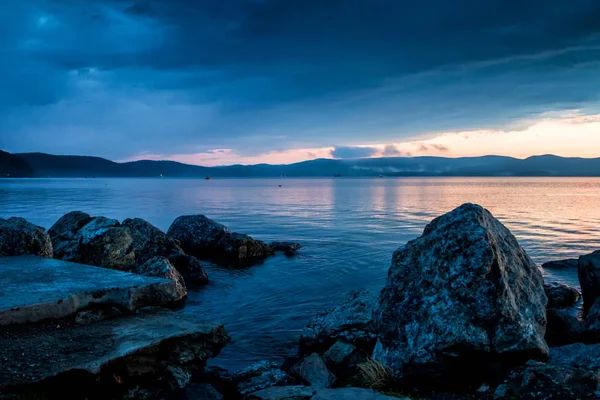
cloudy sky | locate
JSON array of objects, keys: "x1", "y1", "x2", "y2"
[{"x1": 2, "y1": 0, "x2": 600, "y2": 165}]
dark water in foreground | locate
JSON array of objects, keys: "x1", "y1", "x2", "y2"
[{"x1": 1, "y1": 177, "x2": 600, "y2": 370}]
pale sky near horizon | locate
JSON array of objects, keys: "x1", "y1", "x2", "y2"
[{"x1": 2, "y1": 1, "x2": 600, "y2": 166}]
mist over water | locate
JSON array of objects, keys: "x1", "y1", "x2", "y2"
[{"x1": 1, "y1": 177, "x2": 599, "y2": 369}]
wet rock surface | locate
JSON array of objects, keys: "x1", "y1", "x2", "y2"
[
  {"x1": 246, "y1": 385, "x2": 316, "y2": 399},
  {"x1": 322, "y1": 341, "x2": 367, "y2": 379},
  {"x1": 544, "y1": 282, "x2": 580, "y2": 309},
  {"x1": 122, "y1": 218, "x2": 186, "y2": 265},
  {"x1": 292, "y1": 354, "x2": 336, "y2": 388},
  {"x1": 541, "y1": 258, "x2": 578, "y2": 269},
  {"x1": 167, "y1": 215, "x2": 275, "y2": 264},
  {"x1": 231, "y1": 361, "x2": 296, "y2": 396},
  {"x1": 170, "y1": 253, "x2": 209, "y2": 284},
  {"x1": 269, "y1": 241, "x2": 302, "y2": 256},
  {"x1": 0, "y1": 217, "x2": 52, "y2": 258},
  {"x1": 374, "y1": 203, "x2": 548, "y2": 382},
  {"x1": 300, "y1": 289, "x2": 377, "y2": 355},
  {"x1": 578, "y1": 250, "x2": 600, "y2": 314}
]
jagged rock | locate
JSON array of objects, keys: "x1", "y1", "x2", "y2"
[
  {"x1": 184, "y1": 383, "x2": 223, "y2": 400},
  {"x1": 323, "y1": 341, "x2": 367, "y2": 378},
  {"x1": 269, "y1": 241, "x2": 301, "y2": 256},
  {"x1": 300, "y1": 289, "x2": 377, "y2": 355},
  {"x1": 542, "y1": 259, "x2": 578, "y2": 270},
  {"x1": 48, "y1": 211, "x2": 93, "y2": 260},
  {"x1": 374, "y1": 203, "x2": 548, "y2": 382},
  {"x1": 74, "y1": 307, "x2": 123, "y2": 325},
  {"x1": 122, "y1": 218, "x2": 185, "y2": 265},
  {"x1": 503, "y1": 360, "x2": 598, "y2": 399},
  {"x1": 246, "y1": 385, "x2": 315, "y2": 399},
  {"x1": 544, "y1": 282, "x2": 580, "y2": 309},
  {"x1": 169, "y1": 253, "x2": 209, "y2": 284},
  {"x1": 546, "y1": 308, "x2": 582, "y2": 346},
  {"x1": 0, "y1": 310, "x2": 230, "y2": 398},
  {"x1": 292, "y1": 354, "x2": 336, "y2": 388},
  {"x1": 167, "y1": 215, "x2": 274, "y2": 263},
  {"x1": 312, "y1": 388, "x2": 410, "y2": 399},
  {"x1": 135, "y1": 256, "x2": 187, "y2": 300},
  {"x1": 231, "y1": 361, "x2": 295, "y2": 396},
  {"x1": 578, "y1": 250, "x2": 600, "y2": 314},
  {"x1": 0, "y1": 217, "x2": 52, "y2": 258}
]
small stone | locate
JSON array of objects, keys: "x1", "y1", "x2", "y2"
[{"x1": 293, "y1": 354, "x2": 336, "y2": 388}]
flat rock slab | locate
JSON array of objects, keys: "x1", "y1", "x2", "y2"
[
  {"x1": 0, "y1": 310, "x2": 228, "y2": 389},
  {"x1": 0, "y1": 256, "x2": 182, "y2": 325}
]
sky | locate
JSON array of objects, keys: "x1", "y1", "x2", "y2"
[{"x1": 2, "y1": 0, "x2": 600, "y2": 166}]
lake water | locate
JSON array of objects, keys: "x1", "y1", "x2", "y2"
[{"x1": 1, "y1": 177, "x2": 600, "y2": 370}]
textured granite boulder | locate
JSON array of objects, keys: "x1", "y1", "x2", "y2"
[
  {"x1": 122, "y1": 218, "x2": 185, "y2": 264},
  {"x1": 48, "y1": 211, "x2": 93, "y2": 260},
  {"x1": 300, "y1": 289, "x2": 377, "y2": 355},
  {"x1": 135, "y1": 256, "x2": 187, "y2": 300},
  {"x1": 578, "y1": 250, "x2": 600, "y2": 314},
  {"x1": 292, "y1": 354, "x2": 336, "y2": 388},
  {"x1": 167, "y1": 215, "x2": 274, "y2": 263},
  {"x1": 0, "y1": 217, "x2": 52, "y2": 258},
  {"x1": 374, "y1": 203, "x2": 548, "y2": 381},
  {"x1": 231, "y1": 361, "x2": 295, "y2": 396},
  {"x1": 169, "y1": 253, "x2": 209, "y2": 284},
  {"x1": 544, "y1": 282, "x2": 580, "y2": 309}
]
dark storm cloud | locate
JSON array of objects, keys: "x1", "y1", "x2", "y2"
[
  {"x1": 330, "y1": 146, "x2": 379, "y2": 159},
  {"x1": 2, "y1": 0, "x2": 600, "y2": 159}
]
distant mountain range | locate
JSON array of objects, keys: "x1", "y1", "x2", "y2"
[{"x1": 2, "y1": 151, "x2": 600, "y2": 178}]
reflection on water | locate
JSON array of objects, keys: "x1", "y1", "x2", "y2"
[{"x1": 1, "y1": 177, "x2": 600, "y2": 369}]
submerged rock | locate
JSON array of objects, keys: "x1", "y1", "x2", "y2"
[
  {"x1": 167, "y1": 215, "x2": 274, "y2": 263},
  {"x1": 542, "y1": 259, "x2": 578, "y2": 270},
  {"x1": 300, "y1": 289, "x2": 377, "y2": 355},
  {"x1": 0, "y1": 217, "x2": 52, "y2": 258},
  {"x1": 135, "y1": 256, "x2": 187, "y2": 300},
  {"x1": 374, "y1": 203, "x2": 548, "y2": 382},
  {"x1": 269, "y1": 241, "x2": 301, "y2": 256},
  {"x1": 544, "y1": 282, "x2": 580, "y2": 309},
  {"x1": 578, "y1": 250, "x2": 600, "y2": 314},
  {"x1": 231, "y1": 361, "x2": 295, "y2": 396}
]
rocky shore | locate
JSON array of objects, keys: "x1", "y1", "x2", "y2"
[{"x1": 1, "y1": 204, "x2": 599, "y2": 399}]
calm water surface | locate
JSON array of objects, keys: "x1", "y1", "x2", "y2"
[{"x1": 1, "y1": 177, "x2": 599, "y2": 369}]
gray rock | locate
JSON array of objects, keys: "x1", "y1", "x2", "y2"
[
  {"x1": 167, "y1": 215, "x2": 274, "y2": 263},
  {"x1": 0, "y1": 217, "x2": 52, "y2": 258},
  {"x1": 48, "y1": 211, "x2": 93, "y2": 260},
  {"x1": 269, "y1": 241, "x2": 302, "y2": 256},
  {"x1": 300, "y1": 289, "x2": 377, "y2": 355},
  {"x1": 135, "y1": 256, "x2": 187, "y2": 300},
  {"x1": 503, "y1": 360, "x2": 598, "y2": 399},
  {"x1": 232, "y1": 361, "x2": 295, "y2": 396},
  {"x1": 293, "y1": 354, "x2": 336, "y2": 388},
  {"x1": 184, "y1": 383, "x2": 223, "y2": 400},
  {"x1": 374, "y1": 203, "x2": 548, "y2": 381},
  {"x1": 169, "y1": 253, "x2": 209, "y2": 284},
  {"x1": 542, "y1": 259, "x2": 578, "y2": 269},
  {"x1": 323, "y1": 341, "x2": 367, "y2": 378},
  {"x1": 545, "y1": 308, "x2": 581, "y2": 346},
  {"x1": 578, "y1": 250, "x2": 600, "y2": 314},
  {"x1": 544, "y1": 282, "x2": 580, "y2": 309},
  {"x1": 0, "y1": 310, "x2": 230, "y2": 397},
  {"x1": 582, "y1": 297, "x2": 600, "y2": 341},
  {"x1": 74, "y1": 307, "x2": 123, "y2": 325},
  {"x1": 122, "y1": 218, "x2": 185, "y2": 265},
  {"x1": 548, "y1": 342, "x2": 600, "y2": 370},
  {"x1": 312, "y1": 388, "x2": 410, "y2": 400},
  {"x1": 246, "y1": 385, "x2": 315, "y2": 400}
]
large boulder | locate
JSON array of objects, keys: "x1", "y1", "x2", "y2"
[
  {"x1": 0, "y1": 217, "x2": 52, "y2": 258},
  {"x1": 545, "y1": 308, "x2": 582, "y2": 346},
  {"x1": 578, "y1": 250, "x2": 600, "y2": 314},
  {"x1": 135, "y1": 256, "x2": 187, "y2": 300},
  {"x1": 544, "y1": 282, "x2": 580, "y2": 309},
  {"x1": 373, "y1": 203, "x2": 548, "y2": 382},
  {"x1": 167, "y1": 215, "x2": 274, "y2": 263},
  {"x1": 299, "y1": 289, "x2": 377, "y2": 355},
  {"x1": 169, "y1": 253, "x2": 209, "y2": 285},
  {"x1": 50, "y1": 213, "x2": 136, "y2": 271},
  {"x1": 122, "y1": 218, "x2": 185, "y2": 264}
]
